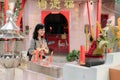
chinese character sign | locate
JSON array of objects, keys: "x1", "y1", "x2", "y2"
[
  {"x1": 50, "y1": 0, "x2": 61, "y2": 9},
  {"x1": 64, "y1": 0, "x2": 74, "y2": 8},
  {"x1": 38, "y1": 0, "x2": 47, "y2": 9},
  {"x1": 37, "y1": 0, "x2": 75, "y2": 9}
]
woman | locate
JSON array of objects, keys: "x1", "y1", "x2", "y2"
[{"x1": 28, "y1": 23, "x2": 49, "y2": 61}]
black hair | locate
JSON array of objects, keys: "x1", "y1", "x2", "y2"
[{"x1": 33, "y1": 24, "x2": 45, "y2": 40}]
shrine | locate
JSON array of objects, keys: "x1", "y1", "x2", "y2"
[{"x1": 0, "y1": 0, "x2": 120, "y2": 80}]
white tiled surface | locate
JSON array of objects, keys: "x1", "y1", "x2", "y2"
[
  {"x1": 15, "y1": 68, "x2": 23, "y2": 80},
  {"x1": 23, "y1": 69, "x2": 63, "y2": 80},
  {"x1": 0, "y1": 66, "x2": 63, "y2": 80},
  {"x1": 0, "y1": 67, "x2": 23, "y2": 80}
]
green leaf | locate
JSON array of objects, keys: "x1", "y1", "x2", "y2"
[
  {"x1": 66, "y1": 50, "x2": 80, "y2": 62},
  {"x1": 116, "y1": 0, "x2": 120, "y2": 4}
]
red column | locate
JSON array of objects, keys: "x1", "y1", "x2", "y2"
[
  {"x1": 96, "y1": 0, "x2": 102, "y2": 39},
  {"x1": 0, "y1": 2, "x2": 2, "y2": 11},
  {"x1": 16, "y1": 0, "x2": 26, "y2": 27},
  {"x1": 86, "y1": 0, "x2": 92, "y2": 36},
  {"x1": 4, "y1": 0, "x2": 9, "y2": 24}
]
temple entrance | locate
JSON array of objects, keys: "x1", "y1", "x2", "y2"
[{"x1": 41, "y1": 11, "x2": 69, "y2": 54}]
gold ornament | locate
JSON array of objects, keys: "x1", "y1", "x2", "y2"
[
  {"x1": 37, "y1": 0, "x2": 47, "y2": 9},
  {"x1": 50, "y1": 0, "x2": 60, "y2": 9},
  {"x1": 64, "y1": 0, "x2": 74, "y2": 8}
]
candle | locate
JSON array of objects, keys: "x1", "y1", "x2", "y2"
[
  {"x1": 80, "y1": 45, "x2": 85, "y2": 65},
  {"x1": 49, "y1": 51, "x2": 53, "y2": 64},
  {"x1": 4, "y1": 0, "x2": 9, "y2": 23},
  {"x1": 33, "y1": 50, "x2": 39, "y2": 62},
  {"x1": 40, "y1": 52, "x2": 43, "y2": 63}
]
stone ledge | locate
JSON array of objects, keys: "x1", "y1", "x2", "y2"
[{"x1": 27, "y1": 61, "x2": 63, "y2": 78}]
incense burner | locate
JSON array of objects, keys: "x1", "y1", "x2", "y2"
[
  {"x1": 0, "y1": 1, "x2": 23, "y2": 80},
  {"x1": 0, "y1": 54, "x2": 21, "y2": 68}
]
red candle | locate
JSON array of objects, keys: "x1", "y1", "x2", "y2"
[
  {"x1": 33, "y1": 50, "x2": 39, "y2": 62},
  {"x1": 4, "y1": 0, "x2": 9, "y2": 23},
  {"x1": 40, "y1": 52, "x2": 43, "y2": 62},
  {"x1": 49, "y1": 51, "x2": 53, "y2": 64},
  {"x1": 80, "y1": 45, "x2": 86, "y2": 65}
]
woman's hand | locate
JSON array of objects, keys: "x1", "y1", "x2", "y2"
[
  {"x1": 36, "y1": 47, "x2": 44, "y2": 51},
  {"x1": 36, "y1": 47, "x2": 49, "y2": 54},
  {"x1": 32, "y1": 48, "x2": 44, "y2": 55},
  {"x1": 31, "y1": 50, "x2": 37, "y2": 55},
  {"x1": 36, "y1": 48, "x2": 41, "y2": 51},
  {"x1": 41, "y1": 43, "x2": 49, "y2": 53}
]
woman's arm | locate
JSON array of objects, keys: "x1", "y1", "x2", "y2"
[
  {"x1": 41, "y1": 39, "x2": 49, "y2": 54},
  {"x1": 31, "y1": 38, "x2": 49, "y2": 54},
  {"x1": 28, "y1": 38, "x2": 36, "y2": 55}
]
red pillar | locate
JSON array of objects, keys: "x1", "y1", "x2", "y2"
[
  {"x1": 96, "y1": 0, "x2": 102, "y2": 39},
  {"x1": 16, "y1": 0, "x2": 26, "y2": 27},
  {"x1": 4, "y1": 0, "x2": 9, "y2": 24},
  {"x1": 86, "y1": 0, "x2": 92, "y2": 36}
]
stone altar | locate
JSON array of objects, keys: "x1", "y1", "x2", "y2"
[{"x1": 63, "y1": 52, "x2": 120, "y2": 80}]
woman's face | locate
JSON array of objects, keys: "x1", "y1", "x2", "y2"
[{"x1": 37, "y1": 28, "x2": 45, "y2": 36}]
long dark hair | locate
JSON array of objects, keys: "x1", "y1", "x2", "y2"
[{"x1": 33, "y1": 24, "x2": 45, "y2": 40}]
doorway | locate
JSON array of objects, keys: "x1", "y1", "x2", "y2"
[
  {"x1": 45, "y1": 13, "x2": 68, "y2": 34},
  {"x1": 41, "y1": 11, "x2": 69, "y2": 54}
]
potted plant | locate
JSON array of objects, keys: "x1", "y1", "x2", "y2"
[
  {"x1": 66, "y1": 50, "x2": 80, "y2": 62},
  {"x1": 107, "y1": 26, "x2": 119, "y2": 53}
]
